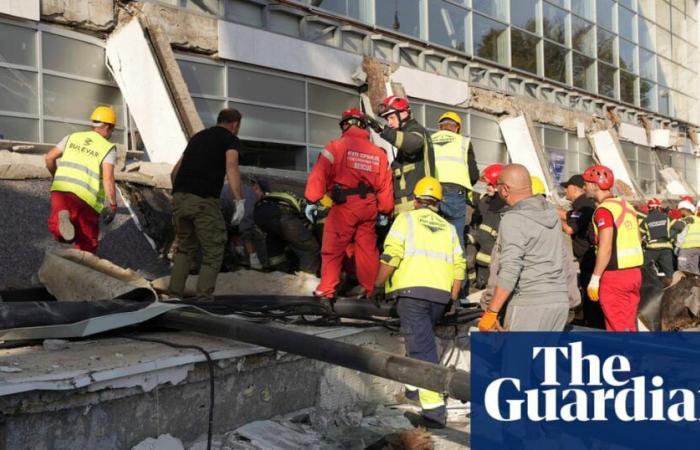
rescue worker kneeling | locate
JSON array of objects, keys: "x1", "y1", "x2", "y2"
[{"x1": 372, "y1": 177, "x2": 466, "y2": 429}]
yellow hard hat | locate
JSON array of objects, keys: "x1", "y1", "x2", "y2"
[
  {"x1": 413, "y1": 176, "x2": 443, "y2": 201},
  {"x1": 319, "y1": 194, "x2": 333, "y2": 209},
  {"x1": 530, "y1": 175, "x2": 546, "y2": 195},
  {"x1": 90, "y1": 106, "x2": 117, "y2": 125},
  {"x1": 438, "y1": 111, "x2": 462, "y2": 128}
]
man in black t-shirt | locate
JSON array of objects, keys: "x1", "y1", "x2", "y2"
[
  {"x1": 559, "y1": 174, "x2": 603, "y2": 328},
  {"x1": 169, "y1": 108, "x2": 244, "y2": 301}
]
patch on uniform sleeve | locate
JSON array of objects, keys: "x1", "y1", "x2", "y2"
[
  {"x1": 597, "y1": 219, "x2": 606, "y2": 226},
  {"x1": 346, "y1": 149, "x2": 380, "y2": 173}
]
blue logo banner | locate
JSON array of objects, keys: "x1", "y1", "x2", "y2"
[{"x1": 471, "y1": 332, "x2": 700, "y2": 449}]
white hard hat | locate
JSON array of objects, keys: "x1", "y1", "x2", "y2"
[{"x1": 678, "y1": 200, "x2": 696, "y2": 212}]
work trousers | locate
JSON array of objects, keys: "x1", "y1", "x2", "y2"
[
  {"x1": 316, "y1": 197, "x2": 378, "y2": 297},
  {"x1": 169, "y1": 192, "x2": 227, "y2": 300},
  {"x1": 579, "y1": 257, "x2": 605, "y2": 329},
  {"x1": 474, "y1": 263, "x2": 490, "y2": 290},
  {"x1": 645, "y1": 248, "x2": 674, "y2": 278},
  {"x1": 503, "y1": 296, "x2": 569, "y2": 331},
  {"x1": 600, "y1": 268, "x2": 641, "y2": 331},
  {"x1": 678, "y1": 248, "x2": 700, "y2": 275},
  {"x1": 48, "y1": 191, "x2": 99, "y2": 253},
  {"x1": 439, "y1": 186, "x2": 468, "y2": 292},
  {"x1": 397, "y1": 297, "x2": 447, "y2": 424},
  {"x1": 253, "y1": 202, "x2": 320, "y2": 274}
]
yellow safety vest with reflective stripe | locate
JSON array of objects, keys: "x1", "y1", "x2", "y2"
[
  {"x1": 51, "y1": 131, "x2": 114, "y2": 213},
  {"x1": 430, "y1": 130, "x2": 473, "y2": 191},
  {"x1": 680, "y1": 216, "x2": 700, "y2": 249},
  {"x1": 593, "y1": 198, "x2": 644, "y2": 269},
  {"x1": 380, "y1": 207, "x2": 466, "y2": 303}
]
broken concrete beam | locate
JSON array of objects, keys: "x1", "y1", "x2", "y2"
[
  {"x1": 140, "y1": 2, "x2": 217, "y2": 54},
  {"x1": 0, "y1": 150, "x2": 51, "y2": 180},
  {"x1": 41, "y1": 0, "x2": 115, "y2": 33},
  {"x1": 361, "y1": 57, "x2": 390, "y2": 113}
]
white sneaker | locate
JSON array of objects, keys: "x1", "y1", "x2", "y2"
[
  {"x1": 249, "y1": 253, "x2": 262, "y2": 270},
  {"x1": 57, "y1": 210, "x2": 75, "y2": 242}
]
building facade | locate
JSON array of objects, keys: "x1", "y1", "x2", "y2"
[{"x1": 1, "y1": 0, "x2": 700, "y2": 195}]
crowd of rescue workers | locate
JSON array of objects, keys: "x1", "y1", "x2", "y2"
[{"x1": 44, "y1": 99, "x2": 700, "y2": 428}]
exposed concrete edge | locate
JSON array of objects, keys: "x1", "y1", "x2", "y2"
[{"x1": 40, "y1": 0, "x2": 116, "y2": 33}]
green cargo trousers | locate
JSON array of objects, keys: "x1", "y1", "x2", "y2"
[{"x1": 169, "y1": 192, "x2": 227, "y2": 300}]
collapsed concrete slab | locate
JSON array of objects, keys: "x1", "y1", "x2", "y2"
[
  {"x1": 588, "y1": 129, "x2": 642, "y2": 199},
  {"x1": 40, "y1": 0, "x2": 115, "y2": 32},
  {"x1": 0, "y1": 150, "x2": 50, "y2": 180}
]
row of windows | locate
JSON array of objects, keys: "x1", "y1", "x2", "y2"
[{"x1": 0, "y1": 21, "x2": 126, "y2": 145}]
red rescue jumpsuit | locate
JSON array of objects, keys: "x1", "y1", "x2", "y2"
[{"x1": 305, "y1": 127, "x2": 394, "y2": 297}]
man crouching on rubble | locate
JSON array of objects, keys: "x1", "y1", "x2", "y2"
[{"x1": 477, "y1": 164, "x2": 569, "y2": 332}]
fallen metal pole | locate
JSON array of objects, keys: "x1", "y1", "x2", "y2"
[{"x1": 157, "y1": 310, "x2": 470, "y2": 402}]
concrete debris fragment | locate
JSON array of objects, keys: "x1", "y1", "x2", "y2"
[
  {"x1": 151, "y1": 270, "x2": 320, "y2": 297},
  {"x1": 42, "y1": 339, "x2": 70, "y2": 351},
  {"x1": 0, "y1": 150, "x2": 51, "y2": 180},
  {"x1": 38, "y1": 248, "x2": 155, "y2": 301},
  {"x1": 0, "y1": 366, "x2": 22, "y2": 373},
  {"x1": 132, "y1": 434, "x2": 185, "y2": 450},
  {"x1": 233, "y1": 420, "x2": 324, "y2": 450}
]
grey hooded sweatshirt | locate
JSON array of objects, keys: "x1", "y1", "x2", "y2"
[{"x1": 495, "y1": 195, "x2": 568, "y2": 305}]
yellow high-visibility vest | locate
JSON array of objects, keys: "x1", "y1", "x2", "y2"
[
  {"x1": 593, "y1": 198, "x2": 644, "y2": 269},
  {"x1": 680, "y1": 216, "x2": 700, "y2": 249},
  {"x1": 430, "y1": 130, "x2": 473, "y2": 191},
  {"x1": 262, "y1": 191, "x2": 302, "y2": 214},
  {"x1": 51, "y1": 131, "x2": 114, "y2": 213},
  {"x1": 380, "y1": 207, "x2": 466, "y2": 303}
]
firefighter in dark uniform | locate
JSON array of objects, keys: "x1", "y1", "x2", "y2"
[
  {"x1": 640, "y1": 198, "x2": 675, "y2": 278},
  {"x1": 468, "y1": 163, "x2": 506, "y2": 289},
  {"x1": 253, "y1": 190, "x2": 320, "y2": 274},
  {"x1": 559, "y1": 174, "x2": 603, "y2": 328},
  {"x1": 366, "y1": 96, "x2": 435, "y2": 218}
]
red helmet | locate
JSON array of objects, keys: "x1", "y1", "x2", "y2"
[
  {"x1": 681, "y1": 195, "x2": 695, "y2": 204},
  {"x1": 482, "y1": 163, "x2": 504, "y2": 187},
  {"x1": 668, "y1": 208, "x2": 682, "y2": 220},
  {"x1": 378, "y1": 96, "x2": 410, "y2": 118},
  {"x1": 582, "y1": 164, "x2": 614, "y2": 190},
  {"x1": 647, "y1": 198, "x2": 661, "y2": 208},
  {"x1": 339, "y1": 107, "x2": 366, "y2": 128},
  {"x1": 638, "y1": 204, "x2": 650, "y2": 214}
]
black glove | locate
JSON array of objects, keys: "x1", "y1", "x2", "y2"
[
  {"x1": 102, "y1": 204, "x2": 117, "y2": 225},
  {"x1": 366, "y1": 116, "x2": 384, "y2": 134},
  {"x1": 371, "y1": 284, "x2": 386, "y2": 307}
]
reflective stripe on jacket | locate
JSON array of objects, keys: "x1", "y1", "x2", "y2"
[
  {"x1": 593, "y1": 198, "x2": 644, "y2": 270},
  {"x1": 430, "y1": 130, "x2": 473, "y2": 190},
  {"x1": 680, "y1": 216, "x2": 700, "y2": 249},
  {"x1": 50, "y1": 130, "x2": 113, "y2": 213},
  {"x1": 381, "y1": 207, "x2": 466, "y2": 304}
]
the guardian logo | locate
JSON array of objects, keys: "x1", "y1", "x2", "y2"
[{"x1": 484, "y1": 341, "x2": 699, "y2": 423}]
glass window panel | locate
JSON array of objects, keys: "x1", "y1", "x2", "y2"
[
  {"x1": 598, "y1": 62, "x2": 616, "y2": 98},
  {"x1": 545, "y1": 128, "x2": 567, "y2": 148},
  {"x1": 637, "y1": 146, "x2": 652, "y2": 164},
  {"x1": 620, "y1": 71, "x2": 636, "y2": 104},
  {"x1": 638, "y1": 162, "x2": 653, "y2": 179},
  {"x1": 0, "y1": 116, "x2": 38, "y2": 142},
  {"x1": 268, "y1": 11, "x2": 301, "y2": 37},
  {"x1": 473, "y1": 13, "x2": 508, "y2": 64},
  {"x1": 311, "y1": 0, "x2": 361, "y2": 19},
  {"x1": 658, "y1": 87, "x2": 671, "y2": 115},
  {"x1": 511, "y1": 29, "x2": 539, "y2": 74},
  {"x1": 638, "y1": 0, "x2": 654, "y2": 19},
  {"x1": 544, "y1": 41, "x2": 568, "y2": 83},
  {"x1": 573, "y1": 52, "x2": 596, "y2": 91},
  {"x1": 638, "y1": 18, "x2": 654, "y2": 50},
  {"x1": 619, "y1": 39, "x2": 637, "y2": 72},
  {"x1": 619, "y1": 0, "x2": 636, "y2": 9},
  {"x1": 597, "y1": 0, "x2": 615, "y2": 32},
  {"x1": 308, "y1": 84, "x2": 358, "y2": 115},
  {"x1": 565, "y1": 151, "x2": 579, "y2": 178},
  {"x1": 472, "y1": 0, "x2": 507, "y2": 22},
  {"x1": 621, "y1": 142, "x2": 636, "y2": 161},
  {"x1": 543, "y1": 3, "x2": 567, "y2": 44},
  {"x1": 44, "y1": 121, "x2": 84, "y2": 145},
  {"x1": 376, "y1": 0, "x2": 421, "y2": 38},
  {"x1": 470, "y1": 114, "x2": 501, "y2": 140},
  {"x1": 43, "y1": 75, "x2": 124, "y2": 126},
  {"x1": 0, "y1": 23, "x2": 36, "y2": 67},
  {"x1": 618, "y1": 6, "x2": 636, "y2": 41},
  {"x1": 230, "y1": 102, "x2": 305, "y2": 143},
  {"x1": 547, "y1": 0, "x2": 568, "y2": 8},
  {"x1": 657, "y1": 57, "x2": 671, "y2": 86},
  {"x1": 597, "y1": 28, "x2": 615, "y2": 63},
  {"x1": 225, "y1": 0, "x2": 263, "y2": 26},
  {"x1": 428, "y1": 1, "x2": 467, "y2": 51},
  {"x1": 572, "y1": 0, "x2": 594, "y2": 21},
  {"x1": 511, "y1": 0, "x2": 538, "y2": 33},
  {"x1": 572, "y1": 17, "x2": 596, "y2": 56},
  {"x1": 178, "y1": 60, "x2": 223, "y2": 96},
  {"x1": 42, "y1": 33, "x2": 111, "y2": 81},
  {"x1": 309, "y1": 113, "x2": 341, "y2": 146},
  {"x1": 671, "y1": 6, "x2": 686, "y2": 39},
  {"x1": 656, "y1": 27, "x2": 671, "y2": 57},
  {"x1": 639, "y1": 48, "x2": 655, "y2": 79},
  {"x1": 0, "y1": 68, "x2": 38, "y2": 114},
  {"x1": 640, "y1": 79, "x2": 656, "y2": 110},
  {"x1": 672, "y1": 37, "x2": 687, "y2": 65},
  {"x1": 228, "y1": 68, "x2": 304, "y2": 108},
  {"x1": 579, "y1": 152, "x2": 594, "y2": 170},
  {"x1": 193, "y1": 98, "x2": 225, "y2": 128},
  {"x1": 471, "y1": 139, "x2": 508, "y2": 164},
  {"x1": 240, "y1": 140, "x2": 306, "y2": 171},
  {"x1": 656, "y1": 1, "x2": 671, "y2": 29}
]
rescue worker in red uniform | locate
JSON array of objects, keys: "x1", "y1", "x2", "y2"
[
  {"x1": 305, "y1": 108, "x2": 394, "y2": 299},
  {"x1": 583, "y1": 165, "x2": 644, "y2": 331}
]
